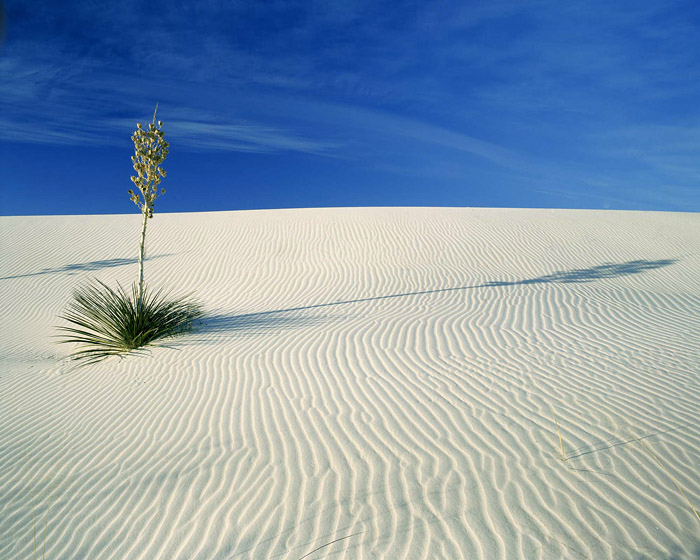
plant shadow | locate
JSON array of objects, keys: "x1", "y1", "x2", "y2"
[
  {"x1": 481, "y1": 259, "x2": 677, "y2": 287},
  {"x1": 192, "y1": 309, "x2": 338, "y2": 342},
  {"x1": 200, "y1": 259, "x2": 678, "y2": 336},
  {"x1": 57, "y1": 258, "x2": 677, "y2": 347},
  {"x1": 1, "y1": 253, "x2": 175, "y2": 280}
]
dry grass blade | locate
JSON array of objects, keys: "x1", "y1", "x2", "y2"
[
  {"x1": 29, "y1": 481, "x2": 56, "y2": 560},
  {"x1": 32, "y1": 498, "x2": 37, "y2": 559},
  {"x1": 42, "y1": 491, "x2": 54, "y2": 560},
  {"x1": 552, "y1": 408, "x2": 567, "y2": 462}
]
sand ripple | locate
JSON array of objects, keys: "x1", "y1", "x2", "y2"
[{"x1": 1, "y1": 208, "x2": 699, "y2": 559}]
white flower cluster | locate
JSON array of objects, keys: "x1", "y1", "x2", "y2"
[{"x1": 128, "y1": 104, "x2": 170, "y2": 219}]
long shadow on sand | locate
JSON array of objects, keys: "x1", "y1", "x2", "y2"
[
  {"x1": 196, "y1": 310, "x2": 335, "y2": 338},
  {"x1": 481, "y1": 259, "x2": 677, "y2": 287},
  {"x1": 1, "y1": 253, "x2": 175, "y2": 280},
  {"x1": 198, "y1": 259, "x2": 677, "y2": 336}
]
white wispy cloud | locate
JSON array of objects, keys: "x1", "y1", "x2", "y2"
[
  {"x1": 109, "y1": 113, "x2": 342, "y2": 154},
  {"x1": 274, "y1": 98, "x2": 529, "y2": 170}
]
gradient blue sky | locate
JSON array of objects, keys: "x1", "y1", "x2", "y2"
[{"x1": 1, "y1": 0, "x2": 699, "y2": 215}]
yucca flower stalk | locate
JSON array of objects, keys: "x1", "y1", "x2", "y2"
[{"x1": 129, "y1": 103, "x2": 169, "y2": 312}]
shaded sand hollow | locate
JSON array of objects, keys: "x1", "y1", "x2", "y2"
[{"x1": 1, "y1": 207, "x2": 699, "y2": 559}]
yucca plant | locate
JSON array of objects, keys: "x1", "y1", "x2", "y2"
[
  {"x1": 58, "y1": 105, "x2": 202, "y2": 363},
  {"x1": 59, "y1": 281, "x2": 202, "y2": 363}
]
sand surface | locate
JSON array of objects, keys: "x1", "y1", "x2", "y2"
[{"x1": 1, "y1": 207, "x2": 699, "y2": 559}]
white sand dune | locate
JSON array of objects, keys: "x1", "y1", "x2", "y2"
[{"x1": 1, "y1": 207, "x2": 699, "y2": 559}]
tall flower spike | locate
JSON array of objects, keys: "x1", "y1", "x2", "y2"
[{"x1": 130, "y1": 104, "x2": 168, "y2": 310}]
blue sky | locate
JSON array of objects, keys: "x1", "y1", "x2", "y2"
[{"x1": 1, "y1": 0, "x2": 699, "y2": 215}]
